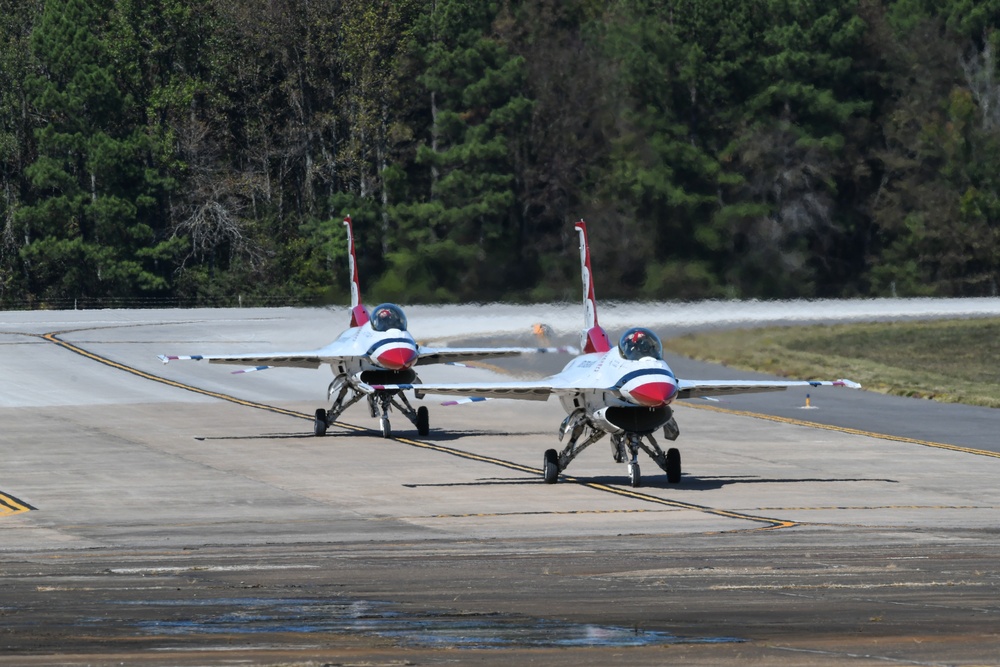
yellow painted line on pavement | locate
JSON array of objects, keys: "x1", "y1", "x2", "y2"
[
  {"x1": 683, "y1": 401, "x2": 1000, "y2": 459},
  {"x1": 0, "y1": 492, "x2": 34, "y2": 516},
  {"x1": 41, "y1": 332, "x2": 310, "y2": 420},
  {"x1": 398, "y1": 508, "x2": 673, "y2": 519}
]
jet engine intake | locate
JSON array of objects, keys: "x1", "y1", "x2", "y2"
[
  {"x1": 360, "y1": 369, "x2": 418, "y2": 386},
  {"x1": 593, "y1": 406, "x2": 672, "y2": 435}
]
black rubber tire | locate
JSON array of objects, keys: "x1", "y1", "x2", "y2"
[
  {"x1": 543, "y1": 449, "x2": 560, "y2": 484},
  {"x1": 666, "y1": 447, "x2": 681, "y2": 484},
  {"x1": 416, "y1": 406, "x2": 430, "y2": 436},
  {"x1": 380, "y1": 417, "x2": 391, "y2": 438},
  {"x1": 314, "y1": 408, "x2": 327, "y2": 437},
  {"x1": 628, "y1": 461, "x2": 641, "y2": 488}
]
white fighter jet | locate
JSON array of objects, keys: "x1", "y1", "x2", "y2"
[
  {"x1": 367, "y1": 221, "x2": 861, "y2": 487},
  {"x1": 160, "y1": 216, "x2": 573, "y2": 438}
]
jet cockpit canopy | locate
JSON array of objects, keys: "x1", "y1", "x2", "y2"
[
  {"x1": 370, "y1": 303, "x2": 408, "y2": 332},
  {"x1": 618, "y1": 327, "x2": 663, "y2": 361}
]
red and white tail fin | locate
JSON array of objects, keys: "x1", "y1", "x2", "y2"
[
  {"x1": 343, "y1": 216, "x2": 369, "y2": 327},
  {"x1": 574, "y1": 220, "x2": 611, "y2": 354}
]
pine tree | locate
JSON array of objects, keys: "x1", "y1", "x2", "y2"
[
  {"x1": 720, "y1": 0, "x2": 872, "y2": 297},
  {"x1": 0, "y1": 0, "x2": 40, "y2": 305},
  {"x1": 17, "y1": 0, "x2": 177, "y2": 304},
  {"x1": 382, "y1": 0, "x2": 534, "y2": 301}
]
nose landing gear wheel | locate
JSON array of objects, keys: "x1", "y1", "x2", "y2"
[
  {"x1": 628, "y1": 461, "x2": 641, "y2": 487},
  {"x1": 416, "y1": 406, "x2": 429, "y2": 436},
  {"x1": 543, "y1": 449, "x2": 560, "y2": 484},
  {"x1": 380, "y1": 416, "x2": 391, "y2": 438},
  {"x1": 314, "y1": 408, "x2": 328, "y2": 437}
]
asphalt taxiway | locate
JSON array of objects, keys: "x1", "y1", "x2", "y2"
[{"x1": 2, "y1": 307, "x2": 1000, "y2": 666}]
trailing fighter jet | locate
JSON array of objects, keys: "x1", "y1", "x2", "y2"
[
  {"x1": 160, "y1": 216, "x2": 573, "y2": 438},
  {"x1": 367, "y1": 221, "x2": 861, "y2": 487}
]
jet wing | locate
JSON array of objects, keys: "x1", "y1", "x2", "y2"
[
  {"x1": 414, "y1": 345, "x2": 576, "y2": 366},
  {"x1": 676, "y1": 378, "x2": 860, "y2": 400},
  {"x1": 158, "y1": 346, "x2": 347, "y2": 370}
]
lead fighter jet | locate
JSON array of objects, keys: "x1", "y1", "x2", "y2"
[
  {"x1": 160, "y1": 216, "x2": 572, "y2": 438},
  {"x1": 368, "y1": 221, "x2": 861, "y2": 487}
]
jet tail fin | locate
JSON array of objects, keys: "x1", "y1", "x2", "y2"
[
  {"x1": 343, "y1": 215, "x2": 369, "y2": 327},
  {"x1": 574, "y1": 220, "x2": 611, "y2": 354}
]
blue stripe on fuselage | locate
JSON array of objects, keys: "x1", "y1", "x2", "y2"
[
  {"x1": 365, "y1": 337, "x2": 416, "y2": 357},
  {"x1": 611, "y1": 368, "x2": 676, "y2": 391}
]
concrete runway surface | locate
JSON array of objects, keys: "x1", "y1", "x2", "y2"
[{"x1": 2, "y1": 307, "x2": 1000, "y2": 666}]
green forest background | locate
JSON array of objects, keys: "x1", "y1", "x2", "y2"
[{"x1": 2, "y1": 0, "x2": 999, "y2": 308}]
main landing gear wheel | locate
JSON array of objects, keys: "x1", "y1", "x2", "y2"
[
  {"x1": 380, "y1": 416, "x2": 391, "y2": 439},
  {"x1": 628, "y1": 461, "x2": 641, "y2": 487},
  {"x1": 666, "y1": 447, "x2": 681, "y2": 484},
  {"x1": 416, "y1": 406, "x2": 430, "y2": 436},
  {"x1": 543, "y1": 449, "x2": 560, "y2": 484},
  {"x1": 313, "y1": 408, "x2": 328, "y2": 437}
]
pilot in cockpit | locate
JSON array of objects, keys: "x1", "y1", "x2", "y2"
[
  {"x1": 618, "y1": 327, "x2": 663, "y2": 361},
  {"x1": 370, "y1": 304, "x2": 408, "y2": 332}
]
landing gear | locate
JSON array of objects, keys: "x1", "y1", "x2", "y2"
[
  {"x1": 610, "y1": 434, "x2": 625, "y2": 463},
  {"x1": 625, "y1": 433, "x2": 643, "y2": 487},
  {"x1": 314, "y1": 408, "x2": 328, "y2": 436},
  {"x1": 416, "y1": 406, "x2": 430, "y2": 436},
  {"x1": 666, "y1": 447, "x2": 681, "y2": 484},
  {"x1": 315, "y1": 373, "x2": 429, "y2": 439},
  {"x1": 628, "y1": 461, "x2": 641, "y2": 487},
  {"x1": 546, "y1": 410, "x2": 608, "y2": 484},
  {"x1": 314, "y1": 376, "x2": 366, "y2": 437},
  {"x1": 367, "y1": 390, "x2": 429, "y2": 438},
  {"x1": 373, "y1": 393, "x2": 393, "y2": 438},
  {"x1": 543, "y1": 449, "x2": 560, "y2": 484},
  {"x1": 546, "y1": 412, "x2": 684, "y2": 487}
]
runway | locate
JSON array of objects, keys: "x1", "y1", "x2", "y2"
[{"x1": 2, "y1": 307, "x2": 1000, "y2": 666}]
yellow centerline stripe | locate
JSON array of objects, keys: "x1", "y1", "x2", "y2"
[
  {"x1": 41, "y1": 332, "x2": 307, "y2": 419},
  {"x1": 683, "y1": 401, "x2": 1000, "y2": 459}
]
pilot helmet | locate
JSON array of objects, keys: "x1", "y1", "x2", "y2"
[
  {"x1": 370, "y1": 303, "x2": 408, "y2": 332},
  {"x1": 618, "y1": 327, "x2": 663, "y2": 361}
]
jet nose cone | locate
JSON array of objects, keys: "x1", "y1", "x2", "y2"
[
  {"x1": 625, "y1": 380, "x2": 677, "y2": 407},
  {"x1": 375, "y1": 344, "x2": 418, "y2": 370}
]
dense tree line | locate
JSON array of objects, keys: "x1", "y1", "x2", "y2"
[{"x1": 1, "y1": 0, "x2": 999, "y2": 308}]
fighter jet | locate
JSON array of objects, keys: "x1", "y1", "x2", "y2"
[
  {"x1": 367, "y1": 221, "x2": 861, "y2": 487},
  {"x1": 160, "y1": 216, "x2": 573, "y2": 438}
]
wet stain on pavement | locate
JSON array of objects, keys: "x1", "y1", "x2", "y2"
[{"x1": 115, "y1": 597, "x2": 744, "y2": 649}]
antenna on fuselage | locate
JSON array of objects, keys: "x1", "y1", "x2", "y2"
[
  {"x1": 574, "y1": 220, "x2": 611, "y2": 354},
  {"x1": 343, "y1": 215, "x2": 370, "y2": 327}
]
